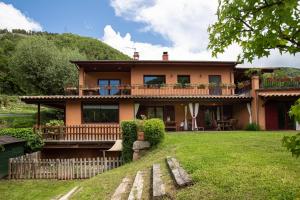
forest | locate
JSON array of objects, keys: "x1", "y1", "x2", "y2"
[{"x1": 0, "y1": 29, "x2": 130, "y2": 95}]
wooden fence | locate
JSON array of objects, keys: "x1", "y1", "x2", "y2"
[
  {"x1": 8, "y1": 153, "x2": 122, "y2": 180},
  {"x1": 34, "y1": 124, "x2": 122, "y2": 142}
]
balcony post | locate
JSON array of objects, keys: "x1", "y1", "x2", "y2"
[
  {"x1": 37, "y1": 103, "x2": 41, "y2": 128},
  {"x1": 79, "y1": 67, "x2": 85, "y2": 96},
  {"x1": 251, "y1": 76, "x2": 259, "y2": 125}
]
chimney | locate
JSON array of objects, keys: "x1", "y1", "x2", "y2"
[
  {"x1": 162, "y1": 52, "x2": 168, "y2": 61},
  {"x1": 133, "y1": 51, "x2": 139, "y2": 60}
]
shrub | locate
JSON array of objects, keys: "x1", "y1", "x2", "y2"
[
  {"x1": 282, "y1": 133, "x2": 300, "y2": 158},
  {"x1": 40, "y1": 109, "x2": 64, "y2": 124},
  {"x1": 144, "y1": 118, "x2": 165, "y2": 146},
  {"x1": 121, "y1": 121, "x2": 137, "y2": 163},
  {"x1": 0, "y1": 128, "x2": 43, "y2": 152},
  {"x1": 45, "y1": 119, "x2": 64, "y2": 126},
  {"x1": 0, "y1": 115, "x2": 35, "y2": 128},
  {"x1": 11, "y1": 117, "x2": 35, "y2": 128},
  {"x1": 245, "y1": 123, "x2": 261, "y2": 131}
]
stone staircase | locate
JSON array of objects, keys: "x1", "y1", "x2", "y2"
[{"x1": 111, "y1": 157, "x2": 192, "y2": 200}]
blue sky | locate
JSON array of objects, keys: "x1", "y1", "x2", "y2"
[
  {"x1": 0, "y1": 0, "x2": 299, "y2": 66},
  {"x1": 1, "y1": 0, "x2": 168, "y2": 46}
]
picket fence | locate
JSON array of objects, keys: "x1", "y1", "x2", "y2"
[{"x1": 8, "y1": 152, "x2": 122, "y2": 180}]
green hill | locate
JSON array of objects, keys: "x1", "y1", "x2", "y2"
[{"x1": 0, "y1": 29, "x2": 130, "y2": 95}]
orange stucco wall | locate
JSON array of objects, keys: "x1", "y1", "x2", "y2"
[
  {"x1": 84, "y1": 72, "x2": 130, "y2": 87},
  {"x1": 65, "y1": 101, "x2": 82, "y2": 125},
  {"x1": 65, "y1": 99, "x2": 134, "y2": 125},
  {"x1": 119, "y1": 100, "x2": 134, "y2": 121},
  {"x1": 232, "y1": 103, "x2": 249, "y2": 129},
  {"x1": 130, "y1": 65, "x2": 234, "y2": 85}
]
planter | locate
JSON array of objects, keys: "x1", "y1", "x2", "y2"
[
  {"x1": 197, "y1": 84, "x2": 206, "y2": 89},
  {"x1": 137, "y1": 131, "x2": 145, "y2": 141}
]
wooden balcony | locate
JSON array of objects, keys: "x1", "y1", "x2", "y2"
[
  {"x1": 34, "y1": 124, "x2": 122, "y2": 142},
  {"x1": 65, "y1": 83, "x2": 237, "y2": 96},
  {"x1": 260, "y1": 78, "x2": 300, "y2": 89}
]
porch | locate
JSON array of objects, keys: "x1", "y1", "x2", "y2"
[{"x1": 134, "y1": 98, "x2": 251, "y2": 131}]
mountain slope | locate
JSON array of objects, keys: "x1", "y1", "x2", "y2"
[{"x1": 0, "y1": 30, "x2": 130, "y2": 95}]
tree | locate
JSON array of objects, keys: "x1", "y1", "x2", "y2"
[
  {"x1": 208, "y1": 0, "x2": 300, "y2": 62},
  {"x1": 282, "y1": 98, "x2": 300, "y2": 158},
  {"x1": 11, "y1": 36, "x2": 86, "y2": 95}
]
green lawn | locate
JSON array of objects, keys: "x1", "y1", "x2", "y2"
[
  {"x1": 1, "y1": 131, "x2": 299, "y2": 200},
  {"x1": 0, "y1": 180, "x2": 79, "y2": 200},
  {"x1": 72, "y1": 131, "x2": 300, "y2": 200}
]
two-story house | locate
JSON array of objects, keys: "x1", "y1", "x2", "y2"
[{"x1": 21, "y1": 52, "x2": 300, "y2": 158}]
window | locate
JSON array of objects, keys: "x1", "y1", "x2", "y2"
[
  {"x1": 177, "y1": 75, "x2": 190, "y2": 86},
  {"x1": 82, "y1": 104, "x2": 119, "y2": 123},
  {"x1": 147, "y1": 106, "x2": 163, "y2": 119},
  {"x1": 143, "y1": 75, "x2": 166, "y2": 86},
  {"x1": 209, "y1": 75, "x2": 222, "y2": 95},
  {"x1": 98, "y1": 79, "x2": 120, "y2": 95}
]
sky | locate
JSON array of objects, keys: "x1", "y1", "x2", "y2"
[{"x1": 0, "y1": 0, "x2": 299, "y2": 67}]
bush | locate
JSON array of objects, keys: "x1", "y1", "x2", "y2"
[
  {"x1": 45, "y1": 119, "x2": 64, "y2": 126},
  {"x1": 144, "y1": 118, "x2": 165, "y2": 146},
  {"x1": 245, "y1": 123, "x2": 261, "y2": 131},
  {"x1": 0, "y1": 128, "x2": 43, "y2": 152},
  {"x1": 40, "y1": 109, "x2": 64, "y2": 124},
  {"x1": 0, "y1": 115, "x2": 35, "y2": 128},
  {"x1": 11, "y1": 117, "x2": 35, "y2": 128},
  {"x1": 121, "y1": 121, "x2": 137, "y2": 163},
  {"x1": 282, "y1": 133, "x2": 300, "y2": 158}
]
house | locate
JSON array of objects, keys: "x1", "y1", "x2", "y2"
[{"x1": 20, "y1": 52, "x2": 300, "y2": 158}]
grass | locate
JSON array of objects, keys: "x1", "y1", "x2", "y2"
[
  {"x1": 72, "y1": 131, "x2": 300, "y2": 200},
  {"x1": 1, "y1": 131, "x2": 299, "y2": 200},
  {"x1": 0, "y1": 95, "x2": 37, "y2": 114},
  {"x1": 0, "y1": 180, "x2": 79, "y2": 200}
]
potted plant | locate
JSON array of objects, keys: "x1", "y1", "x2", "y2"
[
  {"x1": 174, "y1": 83, "x2": 183, "y2": 89},
  {"x1": 136, "y1": 115, "x2": 146, "y2": 141},
  {"x1": 197, "y1": 83, "x2": 206, "y2": 89},
  {"x1": 208, "y1": 82, "x2": 217, "y2": 89},
  {"x1": 184, "y1": 83, "x2": 193, "y2": 89},
  {"x1": 237, "y1": 82, "x2": 244, "y2": 89},
  {"x1": 220, "y1": 83, "x2": 228, "y2": 89},
  {"x1": 228, "y1": 83, "x2": 236, "y2": 89}
]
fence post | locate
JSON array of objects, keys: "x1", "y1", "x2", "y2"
[{"x1": 56, "y1": 159, "x2": 60, "y2": 180}]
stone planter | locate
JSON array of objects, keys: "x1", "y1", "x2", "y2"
[{"x1": 132, "y1": 141, "x2": 150, "y2": 161}]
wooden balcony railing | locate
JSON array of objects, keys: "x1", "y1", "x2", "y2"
[
  {"x1": 34, "y1": 124, "x2": 121, "y2": 142},
  {"x1": 261, "y1": 78, "x2": 300, "y2": 89},
  {"x1": 65, "y1": 83, "x2": 237, "y2": 96}
]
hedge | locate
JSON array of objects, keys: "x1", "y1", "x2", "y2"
[
  {"x1": 121, "y1": 121, "x2": 137, "y2": 163},
  {"x1": 245, "y1": 123, "x2": 261, "y2": 131},
  {"x1": 144, "y1": 118, "x2": 165, "y2": 146},
  {"x1": 0, "y1": 128, "x2": 43, "y2": 152}
]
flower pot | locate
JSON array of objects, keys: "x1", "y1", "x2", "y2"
[{"x1": 137, "y1": 131, "x2": 144, "y2": 141}]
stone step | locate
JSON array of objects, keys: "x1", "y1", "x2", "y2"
[
  {"x1": 152, "y1": 164, "x2": 166, "y2": 199},
  {"x1": 128, "y1": 171, "x2": 144, "y2": 200},
  {"x1": 111, "y1": 177, "x2": 131, "y2": 200},
  {"x1": 166, "y1": 157, "x2": 192, "y2": 188}
]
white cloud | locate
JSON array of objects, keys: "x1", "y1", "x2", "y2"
[
  {"x1": 102, "y1": 0, "x2": 300, "y2": 67},
  {"x1": 0, "y1": 2, "x2": 42, "y2": 31}
]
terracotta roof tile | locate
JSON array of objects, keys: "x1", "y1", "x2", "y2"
[
  {"x1": 258, "y1": 92, "x2": 300, "y2": 97},
  {"x1": 20, "y1": 95, "x2": 251, "y2": 100}
]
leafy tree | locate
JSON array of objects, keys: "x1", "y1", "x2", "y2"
[
  {"x1": 208, "y1": 0, "x2": 300, "y2": 62},
  {"x1": 282, "y1": 98, "x2": 300, "y2": 157},
  {"x1": 11, "y1": 36, "x2": 86, "y2": 95},
  {"x1": 0, "y1": 30, "x2": 130, "y2": 95}
]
